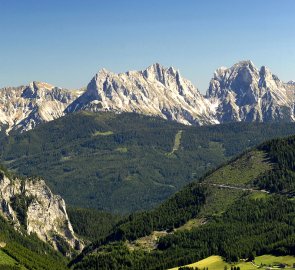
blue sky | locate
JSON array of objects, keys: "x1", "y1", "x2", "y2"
[{"x1": 0, "y1": 0, "x2": 295, "y2": 93}]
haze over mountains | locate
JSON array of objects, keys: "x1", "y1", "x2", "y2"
[{"x1": 1, "y1": 60, "x2": 295, "y2": 133}]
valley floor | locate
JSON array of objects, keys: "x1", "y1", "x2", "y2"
[{"x1": 169, "y1": 255, "x2": 295, "y2": 270}]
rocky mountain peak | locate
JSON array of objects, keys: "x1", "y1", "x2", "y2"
[
  {"x1": 207, "y1": 60, "x2": 295, "y2": 122},
  {"x1": 1, "y1": 61, "x2": 295, "y2": 133},
  {"x1": 142, "y1": 63, "x2": 167, "y2": 84},
  {"x1": 233, "y1": 60, "x2": 256, "y2": 69},
  {"x1": 0, "y1": 81, "x2": 79, "y2": 133},
  {"x1": 208, "y1": 60, "x2": 260, "y2": 98},
  {"x1": 65, "y1": 63, "x2": 216, "y2": 125},
  {"x1": 21, "y1": 81, "x2": 56, "y2": 99},
  {"x1": 33, "y1": 81, "x2": 55, "y2": 90}
]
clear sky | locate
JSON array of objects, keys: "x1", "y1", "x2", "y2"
[{"x1": 0, "y1": 0, "x2": 295, "y2": 93}]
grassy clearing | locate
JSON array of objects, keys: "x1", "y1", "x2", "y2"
[
  {"x1": 167, "y1": 130, "x2": 183, "y2": 156},
  {"x1": 177, "y1": 187, "x2": 244, "y2": 231},
  {"x1": 115, "y1": 147, "x2": 128, "y2": 153},
  {"x1": 183, "y1": 255, "x2": 230, "y2": 270},
  {"x1": 199, "y1": 187, "x2": 245, "y2": 217},
  {"x1": 205, "y1": 151, "x2": 272, "y2": 186},
  {"x1": 176, "y1": 218, "x2": 206, "y2": 231},
  {"x1": 127, "y1": 231, "x2": 168, "y2": 251},
  {"x1": 254, "y1": 255, "x2": 295, "y2": 267},
  {"x1": 93, "y1": 131, "x2": 114, "y2": 136},
  {"x1": 169, "y1": 254, "x2": 295, "y2": 270},
  {"x1": 208, "y1": 141, "x2": 225, "y2": 156},
  {"x1": 248, "y1": 192, "x2": 269, "y2": 200}
]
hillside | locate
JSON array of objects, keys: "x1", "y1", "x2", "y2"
[
  {"x1": 2, "y1": 112, "x2": 295, "y2": 213},
  {"x1": 71, "y1": 134, "x2": 295, "y2": 270},
  {"x1": 67, "y1": 206, "x2": 122, "y2": 241},
  {"x1": 0, "y1": 214, "x2": 69, "y2": 270}
]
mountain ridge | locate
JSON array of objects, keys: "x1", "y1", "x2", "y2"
[
  {"x1": 207, "y1": 60, "x2": 295, "y2": 122},
  {"x1": 64, "y1": 62, "x2": 216, "y2": 126},
  {"x1": 1, "y1": 61, "x2": 295, "y2": 133}
]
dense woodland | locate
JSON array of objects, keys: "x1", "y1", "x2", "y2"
[
  {"x1": 1, "y1": 113, "x2": 295, "y2": 269},
  {"x1": 71, "y1": 132, "x2": 295, "y2": 270},
  {"x1": 255, "y1": 137, "x2": 295, "y2": 193},
  {"x1": 67, "y1": 207, "x2": 122, "y2": 241},
  {"x1": 106, "y1": 184, "x2": 206, "y2": 241},
  {"x1": 1, "y1": 112, "x2": 295, "y2": 213},
  {"x1": 73, "y1": 194, "x2": 295, "y2": 270}
]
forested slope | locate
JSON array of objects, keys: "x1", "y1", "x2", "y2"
[
  {"x1": 71, "y1": 134, "x2": 295, "y2": 270},
  {"x1": 2, "y1": 112, "x2": 295, "y2": 213}
]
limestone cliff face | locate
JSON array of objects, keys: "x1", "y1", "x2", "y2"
[
  {"x1": 0, "y1": 82, "x2": 81, "y2": 133},
  {"x1": 1, "y1": 62, "x2": 295, "y2": 133},
  {"x1": 206, "y1": 61, "x2": 295, "y2": 122},
  {"x1": 0, "y1": 170, "x2": 83, "y2": 254},
  {"x1": 65, "y1": 63, "x2": 217, "y2": 126}
]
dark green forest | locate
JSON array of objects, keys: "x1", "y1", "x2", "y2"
[
  {"x1": 1, "y1": 112, "x2": 295, "y2": 270},
  {"x1": 254, "y1": 137, "x2": 295, "y2": 193},
  {"x1": 72, "y1": 194, "x2": 295, "y2": 270},
  {"x1": 67, "y1": 207, "x2": 122, "y2": 241},
  {"x1": 71, "y1": 132, "x2": 295, "y2": 270},
  {"x1": 2, "y1": 112, "x2": 295, "y2": 213}
]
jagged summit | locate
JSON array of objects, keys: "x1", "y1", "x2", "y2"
[
  {"x1": 0, "y1": 61, "x2": 295, "y2": 133},
  {"x1": 65, "y1": 63, "x2": 217, "y2": 126},
  {"x1": 234, "y1": 59, "x2": 255, "y2": 67},
  {"x1": 0, "y1": 81, "x2": 79, "y2": 133},
  {"x1": 141, "y1": 63, "x2": 178, "y2": 82},
  {"x1": 207, "y1": 60, "x2": 295, "y2": 122}
]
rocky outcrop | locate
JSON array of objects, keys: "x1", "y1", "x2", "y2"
[
  {"x1": 206, "y1": 60, "x2": 295, "y2": 122},
  {"x1": 0, "y1": 170, "x2": 83, "y2": 254},
  {"x1": 0, "y1": 81, "x2": 80, "y2": 133},
  {"x1": 65, "y1": 63, "x2": 217, "y2": 126}
]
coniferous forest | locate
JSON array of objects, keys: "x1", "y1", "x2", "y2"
[
  {"x1": 70, "y1": 130, "x2": 295, "y2": 270},
  {"x1": 1, "y1": 112, "x2": 295, "y2": 213},
  {"x1": 1, "y1": 113, "x2": 295, "y2": 269}
]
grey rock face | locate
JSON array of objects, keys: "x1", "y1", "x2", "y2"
[
  {"x1": 0, "y1": 62, "x2": 295, "y2": 132},
  {"x1": 0, "y1": 82, "x2": 80, "y2": 133},
  {"x1": 207, "y1": 61, "x2": 295, "y2": 123},
  {"x1": 0, "y1": 170, "x2": 83, "y2": 254},
  {"x1": 65, "y1": 63, "x2": 217, "y2": 126}
]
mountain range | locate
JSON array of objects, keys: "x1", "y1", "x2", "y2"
[
  {"x1": 1, "y1": 60, "x2": 295, "y2": 133},
  {"x1": 1, "y1": 60, "x2": 295, "y2": 269}
]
